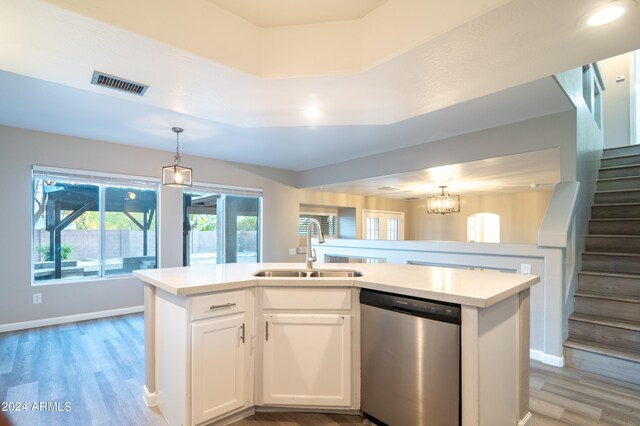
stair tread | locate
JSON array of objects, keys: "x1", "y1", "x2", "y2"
[
  {"x1": 569, "y1": 313, "x2": 640, "y2": 331},
  {"x1": 579, "y1": 270, "x2": 640, "y2": 279},
  {"x1": 593, "y1": 201, "x2": 640, "y2": 207},
  {"x1": 583, "y1": 251, "x2": 640, "y2": 257},
  {"x1": 600, "y1": 164, "x2": 640, "y2": 171},
  {"x1": 595, "y1": 188, "x2": 640, "y2": 193},
  {"x1": 602, "y1": 152, "x2": 640, "y2": 160},
  {"x1": 597, "y1": 176, "x2": 640, "y2": 182},
  {"x1": 590, "y1": 218, "x2": 640, "y2": 222},
  {"x1": 587, "y1": 234, "x2": 640, "y2": 238},
  {"x1": 574, "y1": 290, "x2": 640, "y2": 304},
  {"x1": 564, "y1": 338, "x2": 640, "y2": 363}
]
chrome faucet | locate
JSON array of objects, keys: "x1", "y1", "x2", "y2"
[{"x1": 306, "y1": 218, "x2": 325, "y2": 269}]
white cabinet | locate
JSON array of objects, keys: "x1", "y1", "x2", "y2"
[
  {"x1": 191, "y1": 313, "x2": 247, "y2": 424},
  {"x1": 260, "y1": 287, "x2": 355, "y2": 408},
  {"x1": 153, "y1": 289, "x2": 253, "y2": 426},
  {"x1": 262, "y1": 313, "x2": 352, "y2": 407},
  {"x1": 189, "y1": 290, "x2": 252, "y2": 425}
]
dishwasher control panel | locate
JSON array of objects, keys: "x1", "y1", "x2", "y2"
[{"x1": 360, "y1": 289, "x2": 460, "y2": 324}]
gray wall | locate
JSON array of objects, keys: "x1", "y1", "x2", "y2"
[
  {"x1": 554, "y1": 68, "x2": 604, "y2": 341},
  {"x1": 599, "y1": 52, "x2": 634, "y2": 148},
  {"x1": 298, "y1": 110, "x2": 577, "y2": 188},
  {"x1": 0, "y1": 125, "x2": 300, "y2": 326}
]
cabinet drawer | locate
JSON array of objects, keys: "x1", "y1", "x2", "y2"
[
  {"x1": 191, "y1": 290, "x2": 246, "y2": 321},
  {"x1": 263, "y1": 288, "x2": 351, "y2": 310}
]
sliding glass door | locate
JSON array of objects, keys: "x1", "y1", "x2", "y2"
[{"x1": 183, "y1": 189, "x2": 261, "y2": 266}]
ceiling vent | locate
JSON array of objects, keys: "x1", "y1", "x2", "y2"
[
  {"x1": 378, "y1": 186, "x2": 401, "y2": 191},
  {"x1": 91, "y1": 71, "x2": 149, "y2": 96}
]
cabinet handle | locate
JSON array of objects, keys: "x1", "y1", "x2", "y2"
[
  {"x1": 209, "y1": 302, "x2": 236, "y2": 310},
  {"x1": 240, "y1": 323, "x2": 245, "y2": 343},
  {"x1": 265, "y1": 321, "x2": 269, "y2": 341}
]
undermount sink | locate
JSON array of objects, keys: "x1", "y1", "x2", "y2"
[{"x1": 253, "y1": 269, "x2": 363, "y2": 278}]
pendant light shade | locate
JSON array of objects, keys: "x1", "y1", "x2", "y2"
[
  {"x1": 426, "y1": 186, "x2": 460, "y2": 214},
  {"x1": 162, "y1": 127, "x2": 192, "y2": 187}
]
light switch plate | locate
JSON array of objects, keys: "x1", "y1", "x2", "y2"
[
  {"x1": 288, "y1": 248, "x2": 297, "y2": 256},
  {"x1": 520, "y1": 264, "x2": 531, "y2": 275}
]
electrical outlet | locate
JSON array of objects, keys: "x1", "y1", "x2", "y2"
[
  {"x1": 520, "y1": 264, "x2": 531, "y2": 275},
  {"x1": 33, "y1": 293, "x2": 42, "y2": 304},
  {"x1": 288, "y1": 248, "x2": 297, "y2": 256}
]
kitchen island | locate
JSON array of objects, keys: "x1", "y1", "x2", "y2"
[{"x1": 135, "y1": 263, "x2": 539, "y2": 426}]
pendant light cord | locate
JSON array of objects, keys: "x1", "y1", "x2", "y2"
[{"x1": 172, "y1": 127, "x2": 184, "y2": 165}]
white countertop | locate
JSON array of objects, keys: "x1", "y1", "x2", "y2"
[{"x1": 134, "y1": 263, "x2": 539, "y2": 308}]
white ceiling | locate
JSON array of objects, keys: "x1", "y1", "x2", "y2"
[
  {"x1": 314, "y1": 149, "x2": 561, "y2": 199},
  {"x1": 209, "y1": 0, "x2": 388, "y2": 28},
  {"x1": 1, "y1": 0, "x2": 640, "y2": 187}
]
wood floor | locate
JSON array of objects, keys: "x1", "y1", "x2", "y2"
[{"x1": 1, "y1": 314, "x2": 640, "y2": 426}]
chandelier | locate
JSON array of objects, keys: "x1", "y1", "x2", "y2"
[
  {"x1": 426, "y1": 186, "x2": 460, "y2": 214},
  {"x1": 162, "y1": 127, "x2": 192, "y2": 187}
]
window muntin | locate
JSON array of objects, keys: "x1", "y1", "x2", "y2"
[{"x1": 32, "y1": 170, "x2": 158, "y2": 283}]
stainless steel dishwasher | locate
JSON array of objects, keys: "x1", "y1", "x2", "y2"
[{"x1": 360, "y1": 289, "x2": 460, "y2": 426}]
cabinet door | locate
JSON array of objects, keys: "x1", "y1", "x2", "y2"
[
  {"x1": 263, "y1": 313, "x2": 351, "y2": 407},
  {"x1": 191, "y1": 314, "x2": 246, "y2": 425}
]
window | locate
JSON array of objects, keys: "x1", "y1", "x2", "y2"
[
  {"x1": 362, "y1": 210, "x2": 405, "y2": 240},
  {"x1": 387, "y1": 218, "x2": 399, "y2": 240},
  {"x1": 32, "y1": 167, "x2": 158, "y2": 283},
  {"x1": 184, "y1": 186, "x2": 261, "y2": 266},
  {"x1": 467, "y1": 212, "x2": 500, "y2": 243},
  {"x1": 299, "y1": 215, "x2": 337, "y2": 237},
  {"x1": 365, "y1": 217, "x2": 379, "y2": 240}
]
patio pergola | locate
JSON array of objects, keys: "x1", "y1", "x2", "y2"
[{"x1": 43, "y1": 183, "x2": 157, "y2": 278}]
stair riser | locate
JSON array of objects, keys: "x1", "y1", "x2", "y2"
[
  {"x1": 564, "y1": 346, "x2": 640, "y2": 385},
  {"x1": 601, "y1": 154, "x2": 640, "y2": 168},
  {"x1": 574, "y1": 296, "x2": 640, "y2": 322},
  {"x1": 599, "y1": 165, "x2": 640, "y2": 179},
  {"x1": 568, "y1": 320, "x2": 640, "y2": 352},
  {"x1": 589, "y1": 220, "x2": 640, "y2": 235},
  {"x1": 594, "y1": 191, "x2": 640, "y2": 204},
  {"x1": 591, "y1": 205, "x2": 640, "y2": 219},
  {"x1": 603, "y1": 145, "x2": 640, "y2": 158},
  {"x1": 597, "y1": 177, "x2": 640, "y2": 191},
  {"x1": 579, "y1": 274, "x2": 640, "y2": 297},
  {"x1": 583, "y1": 254, "x2": 640, "y2": 274},
  {"x1": 585, "y1": 236, "x2": 640, "y2": 253}
]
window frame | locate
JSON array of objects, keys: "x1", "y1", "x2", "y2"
[
  {"x1": 184, "y1": 183, "x2": 263, "y2": 266},
  {"x1": 31, "y1": 166, "x2": 159, "y2": 285}
]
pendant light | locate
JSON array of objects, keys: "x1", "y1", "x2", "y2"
[
  {"x1": 426, "y1": 186, "x2": 460, "y2": 214},
  {"x1": 162, "y1": 127, "x2": 192, "y2": 187}
]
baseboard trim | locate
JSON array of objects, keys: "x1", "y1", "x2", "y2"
[
  {"x1": 143, "y1": 385, "x2": 158, "y2": 407},
  {"x1": 530, "y1": 349, "x2": 564, "y2": 367},
  {"x1": 517, "y1": 411, "x2": 533, "y2": 426},
  {"x1": 0, "y1": 306, "x2": 144, "y2": 332}
]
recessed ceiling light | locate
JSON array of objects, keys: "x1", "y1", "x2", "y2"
[
  {"x1": 304, "y1": 106, "x2": 324, "y2": 119},
  {"x1": 530, "y1": 184, "x2": 539, "y2": 188},
  {"x1": 578, "y1": 1, "x2": 634, "y2": 27}
]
